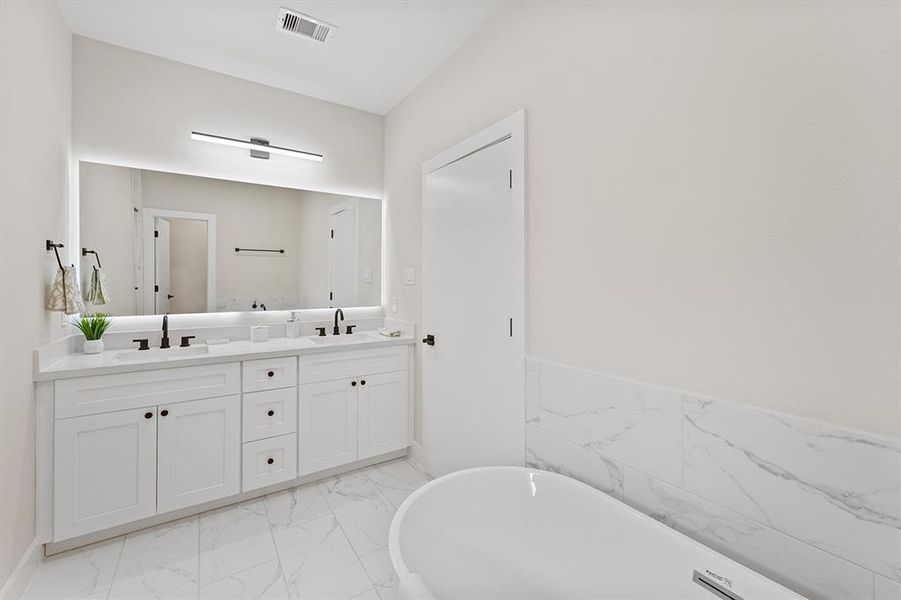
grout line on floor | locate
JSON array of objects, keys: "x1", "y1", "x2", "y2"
[{"x1": 104, "y1": 535, "x2": 127, "y2": 600}]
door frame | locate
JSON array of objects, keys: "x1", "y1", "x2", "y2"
[
  {"x1": 417, "y1": 109, "x2": 528, "y2": 469},
  {"x1": 328, "y1": 198, "x2": 360, "y2": 308},
  {"x1": 141, "y1": 208, "x2": 216, "y2": 314}
]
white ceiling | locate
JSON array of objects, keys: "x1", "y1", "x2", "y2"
[{"x1": 56, "y1": 1, "x2": 503, "y2": 115}]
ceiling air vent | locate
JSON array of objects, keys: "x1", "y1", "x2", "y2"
[{"x1": 277, "y1": 8, "x2": 334, "y2": 43}]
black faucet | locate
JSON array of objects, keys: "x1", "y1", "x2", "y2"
[
  {"x1": 160, "y1": 315, "x2": 170, "y2": 349},
  {"x1": 333, "y1": 308, "x2": 344, "y2": 335}
]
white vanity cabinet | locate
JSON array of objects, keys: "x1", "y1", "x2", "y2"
[
  {"x1": 298, "y1": 346, "x2": 409, "y2": 475},
  {"x1": 40, "y1": 340, "x2": 412, "y2": 551},
  {"x1": 298, "y1": 379, "x2": 359, "y2": 474},
  {"x1": 157, "y1": 395, "x2": 241, "y2": 512},
  {"x1": 357, "y1": 371, "x2": 408, "y2": 459},
  {"x1": 53, "y1": 406, "x2": 158, "y2": 540}
]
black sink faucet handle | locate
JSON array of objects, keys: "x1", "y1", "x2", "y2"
[
  {"x1": 180, "y1": 335, "x2": 196, "y2": 348},
  {"x1": 315, "y1": 327, "x2": 327, "y2": 337},
  {"x1": 345, "y1": 325, "x2": 356, "y2": 334},
  {"x1": 132, "y1": 338, "x2": 150, "y2": 351}
]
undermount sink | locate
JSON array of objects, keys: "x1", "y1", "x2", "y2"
[{"x1": 110, "y1": 345, "x2": 210, "y2": 363}]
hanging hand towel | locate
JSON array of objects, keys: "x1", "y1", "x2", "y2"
[
  {"x1": 47, "y1": 265, "x2": 85, "y2": 315},
  {"x1": 85, "y1": 267, "x2": 111, "y2": 305}
]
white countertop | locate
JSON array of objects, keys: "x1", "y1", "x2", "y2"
[{"x1": 35, "y1": 332, "x2": 415, "y2": 381}]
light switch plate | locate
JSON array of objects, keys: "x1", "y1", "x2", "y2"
[
  {"x1": 390, "y1": 296, "x2": 398, "y2": 313},
  {"x1": 403, "y1": 267, "x2": 415, "y2": 285},
  {"x1": 363, "y1": 268, "x2": 372, "y2": 283}
]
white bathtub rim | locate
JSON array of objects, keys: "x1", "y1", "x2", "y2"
[{"x1": 387, "y1": 465, "x2": 804, "y2": 599}]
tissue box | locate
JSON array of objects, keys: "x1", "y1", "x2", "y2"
[{"x1": 250, "y1": 325, "x2": 270, "y2": 343}]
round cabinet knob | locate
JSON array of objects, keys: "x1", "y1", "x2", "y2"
[
  {"x1": 351, "y1": 381, "x2": 357, "y2": 387},
  {"x1": 160, "y1": 409, "x2": 169, "y2": 417},
  {"x1": 360, "y1": 380, "x2": 366, "y2": 386},
  {"x1": 267, "y1": 457, "x2": 274, "y2": 465},
  {"x1": 144, "y1": 412, "x2": 153, "y2": 419},
  {"x1": 267, "y1": 410, "x2": 275, "y2": 417},
  {"x1": 267, "y1": 371, "x2": 275, "y2": 378}
]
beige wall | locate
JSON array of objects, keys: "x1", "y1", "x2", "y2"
[
  {"x1": 141, "y1": 171, "x2": 305, "y2": 311},
  {"x1": 79, "y1": 162, "x2": 136, "y2": 316},
  {"x1": 167, "y1": 218, "x2": 207, "y2": 314},
  {"x1": 0, "y1": 0, "x2": 72, "y2": 588},
  {"x1": 73, "y1": 36, "x2": 383, "y2": 199},
  {"x1": 385, "y1": 1, "x2": 899, "y2": 436}
]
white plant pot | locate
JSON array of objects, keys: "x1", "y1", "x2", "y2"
[{"x1": 83, "y1": 339, "x2": 104, "y2": 354}]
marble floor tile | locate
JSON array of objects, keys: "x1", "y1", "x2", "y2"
[
  {"x1": 363, "y1": 460, "x2": 428, "y2": 509},
  {"x1": 199, "y1": 498, "x2": 278, "y2": 585},
  {"x1": 271, "y1": 513, "x2": 372, "y2": 600},
  {"x1": 349, "y1": 589, "x2": 380, "y2": 600},
  {"x1": 318, "y1": 473, "x2": 383, "y2": 512},
  {"x1": 265, "y1": 485, "x2": 332, "y2": 532},
  {"x1": 108, "y1": 516, "x2": 199, "y2": 600},
  {"x1": 24, "y1": 536, "x2": 124, "y2": 600},
  {"x1": 198, "y1": 559, "x2": 288, "y2": 599},
  {"x1": 876, "y1": 575, "x2": 901, "y2": 600},
  {"x1": 319, "y1": 473, "x2": 397, "y2": 555},
  {"x1": 359, "y1": 548, "x2": 400, "y2": 600}
]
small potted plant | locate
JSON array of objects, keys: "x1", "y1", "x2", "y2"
[{"x1": 72, "y1": 313, "x2": 112, "y2": 354}]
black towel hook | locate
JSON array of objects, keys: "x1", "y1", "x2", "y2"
[
  {"x1": 46, "y1": 240, "x2": 65, "y2": 270},
  {"x1": 81, "y1": 248, "x2": 102, "y2": 269}
]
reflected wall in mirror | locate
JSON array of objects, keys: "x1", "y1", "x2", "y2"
[{"x1": 79, "y1": 161, "x2": 382, "y2": 316}]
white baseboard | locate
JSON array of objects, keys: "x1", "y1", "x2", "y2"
[
  {"x1": 407, "y1": 441, "x2": 429, "y2": 477},
  {"x1": 0, "y1": 537, "x2": 41, "y2": 600}
]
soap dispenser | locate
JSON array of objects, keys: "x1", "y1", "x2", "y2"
[{"x1": 286, "y1": 311, "x2": 302, "y2": 338}]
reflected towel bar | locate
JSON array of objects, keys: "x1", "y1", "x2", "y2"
[
  {"x1": 81, "y1": 248, "x2": 102, "y2": 269},
  {"x1": 235, "y1": 247, "x2": 285, "y2": 254}
]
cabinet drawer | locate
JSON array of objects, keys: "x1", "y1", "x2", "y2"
[
  {"x1": 298, "y1": 346, "x2": 409, "y2": 384},
  {"x1": 55, "y1": 363, "x2": 241, "y2": 419},
  {"x1": 242, "y1": 434, "x2": 297, "y2": 492},
  {"x1": 243, "y1": 357, "x2": 297, "y2": 392},
  {"x1": 242, "y1": 387, "x2": 297, "y2": 442}
]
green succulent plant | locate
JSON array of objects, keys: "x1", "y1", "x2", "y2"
[{"x1": 71, "y1": 313, "x2": 112, "y2": 341}]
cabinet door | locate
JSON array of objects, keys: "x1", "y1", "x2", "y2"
[
  {"x1": 54, "y1": 407, "x2": 157, "y2": 541},
  {"x1": 157, "y1": 395, "x2": 241, "y2": 513},
  {"x1": 357, "y1": 371, "x2": 408, "y2": 460},
  {"x1": 298, "y1": 379, "x2": 358, "y2": 475}
]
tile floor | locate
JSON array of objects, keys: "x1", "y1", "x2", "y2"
[{"x1": 23, "y1": 459, "x2": 429, "y2": 600}]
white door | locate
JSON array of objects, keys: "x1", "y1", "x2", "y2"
[
  {"x1": 157, "y1": 395, "x2": 241, "y2": 513},
  {"x1": 422, "y1": 118, "x2": 526, "y2": 476},
  {"x1": 298, "y1": 379, "x2": 357, "y2": 474},
  {"x1": 357, "y1": 371, "x2": 408, "y2": 460},
  {"x1": 54, "y1": 407, "x2": 157, "y2": 540},
  {"x1": 154, "y1": 217, "x2": 171, "y2": 314},
  {"x1": 329, "y1": 205, "x2": 358, "y2": 307}
]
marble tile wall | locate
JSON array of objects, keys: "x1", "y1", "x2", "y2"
[{"x1": 524, "y1": 359, "x2": 901, "y2": 600}]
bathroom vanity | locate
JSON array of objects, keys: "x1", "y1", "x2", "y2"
[{"x1": 33, "y1": 332, "x2": 413, "y2": 553}]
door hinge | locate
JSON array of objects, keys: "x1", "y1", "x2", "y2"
[
  {"x1": 154, "y1": 230, "x2": 159, "y2": 238},
  {"x1": 154, "y1": 284, "x2": 159, "y2": 292},
  {"x1": 508, "y1": 169, "x2": 512, "y2": 189},
  {"x1": 330, "y1": 229, "x2": 334, "y2": 239}
]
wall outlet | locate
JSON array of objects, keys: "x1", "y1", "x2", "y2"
[
  {"x1": 403, "y1": 267, "x2": 416, "y2": 285},
  {"x1": 362, "y1": 268, "x2": 372, "y2": 283},
  {"x1": 390, "y1": 296, "x2": 398, "y2": 313}
]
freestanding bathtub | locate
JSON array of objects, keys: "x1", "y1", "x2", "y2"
[{"x1": 388, "y1": 467, "x2": 804, "y2": 600}]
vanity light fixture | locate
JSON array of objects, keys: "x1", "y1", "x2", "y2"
[{"x1": 190, "y1": 131, "x2": 323, "y2": 162}]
